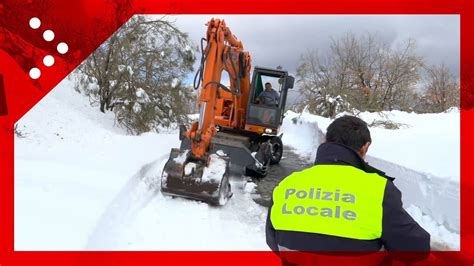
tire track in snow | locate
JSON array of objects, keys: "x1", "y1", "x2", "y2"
[
  {"x1": 86, "y1": 155, "x2": 269, "y2": 250},
  {"x1": 86, "y1": 155, "x2": 167, "y2": 250}
]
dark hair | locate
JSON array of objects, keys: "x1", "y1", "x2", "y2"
[
  {"x1": 326, "y1": 116, "x2": 371, "y2": 151},
  {"x1": 265, "y1": 82, "x2": 271, "y2": 86}
]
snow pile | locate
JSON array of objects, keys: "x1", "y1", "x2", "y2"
[
  {"x1": 173, "y1": 149, "x2": 189, "y2": 163},
  {"x1": 15, "y1": 74, "x2": 460, "y2": 251},
  {"x1": 279, "y1": 110, "x2": 325, "y2": 161},
  {"x1": 282, "y1": 109, "x2": 460, "y2": 181},
  {"x1": 184, "y1": 162, "x2": 197, "y2": 175},
  {"x1": 367, "y1": 156, "x2": 460, "y2": 233},
  {"x1": 87, "y1": 160, "x2": 267, "y2": 250},
  {"x1": 201, "y1": 153, "x2": 227, "y2": 183},
  {"x1": 15, "y1": 76, "x2": 268, "y2": 250},
  {"x1": 357, "y1": 110, "x2": 460, "y2": 180},
  {"x1": 406, "y1": 205, "x2": 460, "y2": 250}
]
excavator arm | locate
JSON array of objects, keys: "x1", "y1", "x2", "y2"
[
  {"x1": 161, "y1": 18, "x2": 251, "y2": 205},
  {"x1": 188, "y1": 18, "x2": 251, "y2": 158}
]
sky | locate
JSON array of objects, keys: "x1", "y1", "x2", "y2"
[
  {"x1": 171, "y1": 15, "x2": 459, "y2": 73},
  {"x1": 164, "y1": 15, "x2": 459, "y2": 105}
]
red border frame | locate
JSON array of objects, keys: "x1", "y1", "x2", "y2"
[{"x1": 0, "y1": 0, "x2": 473, "y2": 265}]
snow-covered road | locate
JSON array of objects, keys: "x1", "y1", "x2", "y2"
[
  {"x1": 86, "y1": 158, "x2": 268, "y2": 250},
  {"x1": 15, "y1": 76, "x2": 460, "y2": 251}
]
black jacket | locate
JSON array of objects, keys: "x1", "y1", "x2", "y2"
[{"x1": 266, "y1": 142, "x2": 430, "y2": 253}]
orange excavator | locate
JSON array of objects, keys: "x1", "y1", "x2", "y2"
[{"x1": 161, "y1": 18, "x2": 294, "y2": 205}]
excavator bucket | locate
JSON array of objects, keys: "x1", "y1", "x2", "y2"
[{"x1": 161, "y1": 148, "x2": 232, "y2": 205}]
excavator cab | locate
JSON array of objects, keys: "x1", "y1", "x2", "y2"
[
  {"x1": 246, "y1": 67, "x2": 295, "y2": 132},
  {"x1": 162, "y1": 67, "x2": 295, "y2": 206}
]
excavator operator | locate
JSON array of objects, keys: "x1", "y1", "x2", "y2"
[{"x1": 257, "y1": 82, "x2": 280, "y2": 106}]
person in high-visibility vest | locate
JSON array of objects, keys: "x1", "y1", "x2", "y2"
[{"x1": 266, "y1": 116, "x2": 430, "y2": 264}]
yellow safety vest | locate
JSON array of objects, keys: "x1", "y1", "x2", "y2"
[{"x1": 270, "y1": 164, "x2": 387, "y2": 240}]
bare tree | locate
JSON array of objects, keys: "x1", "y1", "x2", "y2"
[
  {"x1": 296, "y1": 33, "x2": 423, "y2": 116},
  {"x1": 417, "y1": 64, "x2": 459, "y2": 112},
  {"x1": 379, "y1": 39, "x2": 422, "y2": 111}
]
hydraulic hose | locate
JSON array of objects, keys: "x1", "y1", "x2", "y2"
[{"x1": 193, "y1": 38, "x2": 211, "y2": 90}]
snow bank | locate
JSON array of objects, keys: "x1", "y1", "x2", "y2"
[
  {"x1": 280, "y1": 110, "x2": 325, "y2": 161},
  {"x1": 406, "y1": 205, "x2": 460, "y2": 250},
  {"x1": 15, "y1": 77, "x2": 180, "y2": 250},
  {"x1": 87, "y1": 158, "x2": 267, "y2": 250},
  {"x1": 367, "y1": 156, "x2": 459, "y2": 234},
  {"x1": 282, "y1": 109, "x2": 460, "y2": 182},
  {"x1": 281, "y1": 109, "x2": 460, "y2": 250},
  {"x1": 358, "y1": 110, "x2": 460, "y2": 181},
  {"x1": 15, "y1": 75, "x2": 268, "y2": 251}
]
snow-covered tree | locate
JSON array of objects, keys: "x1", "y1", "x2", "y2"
[
  {"x1": 296, "y1": 87, "x2": 351, "y2": 118},
  {"x1": 295, "y1": 33, "x2": 422, "y2": 114},
  {"x1": 76, "y1": 15, "x2": 196, "y2": 134}
]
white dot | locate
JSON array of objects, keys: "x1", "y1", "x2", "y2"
[
  {"x1": 57, "y1": 42, "x2": 68, "y2": 54},
  {"x1": 43, "y1": 55, "x2": 54, "y2": 67},
  {"x1": 29, "y1": 68, "x2": 41, "y2": 79},
  {"x1": 43, "y1": 30, "x2": 55, "y2": 42},
  {"x1": 29, "y1": 17, "x2": 41, "y2": 29}
]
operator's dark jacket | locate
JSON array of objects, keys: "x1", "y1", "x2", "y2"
[{"x1": 266, "y1": 142, "x2": 430, "y2": 253}]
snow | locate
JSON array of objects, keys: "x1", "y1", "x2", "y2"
[
  {"x1": 127, "y1": 66, "x2": 134, "y2": 75},
  {"x1": 132, "y1": 102, "x2": 141, "y2": 113},
  {"x1": 201, "y1": 154, "x2": 227, "y2": 183},
  {"x1": 279, "y1": 110, "x2": 325, "y2": 161},
  {"x1": 135, "y1": 88, "x2": 150, "y2": 103},
  {"x1": 118, "y1": 64, "x2": 126, "y2": 72},
  {"x1": 367, "y1": 156, "x2": 460, "y2": 245},
  {"x1": 184, "y1": 162, "x2": 197, "y2": 175},
  {"x1": 173, "y1": 149, "x2": 189, "y2": 163},
  {"x1": 171, "y1": 78, "x2": 179, "y2": 88},
  {"x1": 357, "y1": 110, "x2": 460, "y2": 180},
  {"x1": 15, "y1": 77, "x2": 180, "y2": 250},
  {"x1": 280, "y1": 109, "x2": 460, "y2": 250},
  {"x1": 216, "y1": 150, "x2": 226, "y2": 156},
  {"x1": 15, "y1": 74, "x2": 460, "y2": 251},
  {"x1": 281, "y1": 109, "x2": 460, "y2": 181},
  {"x1": 15, "y1": 75, "x2": 268, "y2": 251},
  {"x1": 406, "y1": 205, "x2": 460, "y2": 250},
  {"x1": 110, "y1": 80, "x2": 117, "y2": 87},
  {"x1": 135, "y1": 88, "x2": 145, "y2": 98},
  {"x1": 86, "y1": 175, "x2": 266, "y2": 250}
]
